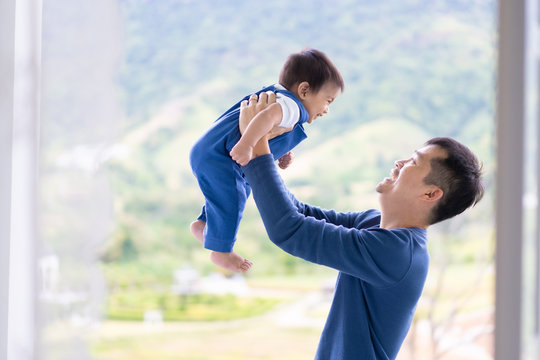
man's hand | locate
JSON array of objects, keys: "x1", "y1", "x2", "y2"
[
  {"x1": 238, "y1": 91, "x2": 277, "y2": 134},
  {"x1": 278, "y1": 151, "x2": 294, "y2": 169},
  {"x1": 234, "y1": 91, "x2": 276, "y2": 162}
]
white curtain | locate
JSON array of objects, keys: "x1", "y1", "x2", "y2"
[
  {"x1": 37, "y1": 1, "x2": 123, "y2": 359},
  {"x1": 1, "y1": 0, "x2": 123, "y2": 359}
]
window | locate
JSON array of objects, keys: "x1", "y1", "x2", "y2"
[
  {"x1": 11, "y1": 1, "x2": 540, "y2": 359},
  {"x1": 496, "y1": 0, "x2": 540, "y2": 359}
]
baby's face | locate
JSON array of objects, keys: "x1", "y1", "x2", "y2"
[{"x1": 302, "y1": 82, "x2": 340, "y2": 124}]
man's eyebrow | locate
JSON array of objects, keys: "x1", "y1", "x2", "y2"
[{"x1": 414, "y1": 150, "x2": 425, "y2": 160}]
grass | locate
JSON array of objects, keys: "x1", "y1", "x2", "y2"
[
  {"x1": 90, "y1": 320, "x2": 323, "y2": 360},
  {"x1": 84, "y1": 266, "x2": 494, "y2": 359},
  {"x1": 107, "y1": 292, "x2": 281, "y2": 321}
]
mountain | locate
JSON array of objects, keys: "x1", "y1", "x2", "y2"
[{"x1": 43, "y1": 0, "x2": 496, "y2": 278}]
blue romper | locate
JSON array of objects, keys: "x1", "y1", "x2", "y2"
[{"x1": 189, "y1": 84, "x2": 309, "y2": 252}]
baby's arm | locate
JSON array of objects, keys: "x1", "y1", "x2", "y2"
[{"x1": 231, "y1": 93, "x2": 284, "y2": 166}]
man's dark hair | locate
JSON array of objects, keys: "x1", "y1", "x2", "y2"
[
  {"x1": 279, "y1": 48, "x2": 345, "y2": 93},
  {"x1": 423, "y1": 137, "x2": 484, "y2": 225}
]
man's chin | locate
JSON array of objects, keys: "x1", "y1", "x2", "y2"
[{"x1": 376, "y1": 178, "x2": 393, "y2": 193}]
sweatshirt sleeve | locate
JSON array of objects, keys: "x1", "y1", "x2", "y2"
[
  {"x1": 286, "y1": 191, "x2": 380, "y2": 229},
  {"x1": 243, "y1": 155, "x2": 413, "y2": 286}
]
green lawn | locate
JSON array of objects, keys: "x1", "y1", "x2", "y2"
[{"x1": 84, "y1": 267, "x2": 493, "y2": 360}]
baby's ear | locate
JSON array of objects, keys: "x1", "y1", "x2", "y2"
[{"x1": 297, "y1": 81, "x2": 310, "y2": 99}]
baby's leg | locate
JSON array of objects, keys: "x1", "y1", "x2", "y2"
[
  {"x1": 191, "y1": 220, "x2": 253, "y2": 273},
  {"x1": 210, "y1": 251, "x2": 253, "y2": 273},
  {"x1": 192, "y1": 161, "x2": 252, "y2": 273},
  {"x1": 190, "y1": 220, "x2": 205, "y2": 245}
]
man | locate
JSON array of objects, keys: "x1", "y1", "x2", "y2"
[{"x1": 237, "y1": 92, "x2": 484, "y2": 359}]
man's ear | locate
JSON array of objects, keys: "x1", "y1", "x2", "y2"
[
  {"x1": 421, "y1": 186, "x2": 443, "y2": 202},
  {"x1": 297, "y1": 81, "x2": 310, "y2": 99}
]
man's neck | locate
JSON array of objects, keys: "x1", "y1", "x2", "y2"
[{"x1": 379, "y1": 212, "x2": 428, "y2": 230}]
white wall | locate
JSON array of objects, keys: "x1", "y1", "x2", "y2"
[{"x1": 0, "y1": 0, "x2": 16, "y2": 358}]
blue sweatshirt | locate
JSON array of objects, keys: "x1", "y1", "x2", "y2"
[{"x1": 242, "y1": 155, "x2": 430, "y2": 360}]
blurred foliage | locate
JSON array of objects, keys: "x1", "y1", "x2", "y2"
[
  {"x1": 96, "y1": 0, "x2": 496, "y2": 288},
  {"x1": 39, "y1": 0, "x2": 496, "y2": 311}
]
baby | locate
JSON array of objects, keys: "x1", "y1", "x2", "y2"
[{"x1": 189, "y1": 48, "x2": 344, "y2": 273}]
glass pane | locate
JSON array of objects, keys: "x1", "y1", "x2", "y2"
[
  {"x1": 522, "y1": 1, "x2": 540, "y2": 355},
  {"x1": 39, "y1": 1, "x2": 123, "y2": 359},
  {"x1": 39, "y1": 1, "x2": 496, "y2": 359}
]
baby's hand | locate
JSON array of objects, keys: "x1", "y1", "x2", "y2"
[
  {"x1": 278, "y1": 151, "x2": 294, "y2": 169},
  {"x1": 230, "y1": 142, "x2": 254, "y2": 166}
]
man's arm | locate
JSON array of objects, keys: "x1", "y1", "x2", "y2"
[
  {"x1": 242, "y1": 155, "x2": 411, "y2": 286},
  {"x1": 241, "y1": 96, "x2": 411, "y2": 284},
  {"x1": 245, "y1": 95, "x2": 372, "y2": 229},
  {"x1": 292, "y1": 199, "x2": 380, "y2": 230}
]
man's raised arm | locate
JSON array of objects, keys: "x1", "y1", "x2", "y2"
[{"x1": 241, "y1": 94, "x2": 371, "y2": 229}]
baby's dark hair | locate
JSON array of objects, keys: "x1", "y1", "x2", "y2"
[
  {"x1": 279, "y1": 48, "x2": 345, "y2": 93},
  {"x1": 423, "y1": 137, "x2": 485, "y2": 225}
]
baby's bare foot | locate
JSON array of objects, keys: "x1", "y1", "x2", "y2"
[
  {"x1": 190, "y1": 220, "x2": 205, "y2": 245},
  {"x1": 210, "y1": 251, "x2": 253, "y2": 273}
]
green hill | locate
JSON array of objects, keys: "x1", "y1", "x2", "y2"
[{"x1": 98, "y1": 0, "x2": 495, "y2": 282}]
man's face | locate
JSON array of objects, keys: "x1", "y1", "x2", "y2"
[{"x1": 376, "y1": 144, "x2": 447, "y2": 204}]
